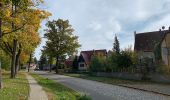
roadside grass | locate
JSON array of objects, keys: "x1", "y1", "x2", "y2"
[
  {"x1": 63, "y1": 73, "x2": 153, "y2": 85},
  {"x1": 0, "y1": 72, "x2": 29, "y2": 100},
  {"x1": 31, "y1": 74, "x2": 91, "y2": 100}
]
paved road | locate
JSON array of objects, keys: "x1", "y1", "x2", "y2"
[{"x1": 34, "y1": 71, "x2": 170, "y2": 100}]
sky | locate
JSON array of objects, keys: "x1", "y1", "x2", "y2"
[{"x1": 35, "y1": 0, "x2": 170, "y2": 60}]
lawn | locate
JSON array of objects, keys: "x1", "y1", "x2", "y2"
[
  {"x1": 0, "y1": 72, "x2": 29, "y2": 100},
  {"x1": 64, "y1": 73, "x2": 152, "y2": 85},
  {"x1": 31, "y1": 74, "x2": 91, "y2": 100}
]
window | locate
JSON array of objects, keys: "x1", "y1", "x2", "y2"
[
  {"x1": 162, "y1": 47, "x2": 168, "y2": 55},
  {"x1": 80, "y1": 63, "x2": 85, "y2": 67}
]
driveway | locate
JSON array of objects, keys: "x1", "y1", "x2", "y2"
[{"x1": 34, "y1": 71, "x2": 170, "y2": 100}]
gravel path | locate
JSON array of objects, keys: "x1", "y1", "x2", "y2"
[
  {"x1": 35, "y1": 71, "x2": 170, "y2": 100},
  {"x1": 26, "y1": 74, "x2": 48, "y2": 100}
]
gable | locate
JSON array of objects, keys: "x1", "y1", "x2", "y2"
[
  {"x1": 79, "y1": 49, "x2": 107, "y2": 65},
  {"x1": 134, "y1": 30, "x2": 167, "y2": 52}
]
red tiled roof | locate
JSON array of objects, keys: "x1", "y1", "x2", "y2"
[
  {"x1": 80, "y1": 49, "x2": 107, "y2": 65},
  {"x1": 65, "y1": 60, "x2": 73, "y2": 67},
  {"x1": 134, "y1": 30, "x2": 168, "y2": 52}
]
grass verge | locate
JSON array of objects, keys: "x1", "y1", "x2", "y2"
[
  {"x1": 63, "y1": 73, "x2": 153, "y2": 85},
  {"x1": 31, "y1": 73, "x2": 91, "y2": 100},
  {"x1": 0, "y1": 72, "x2": 29, "y2": 100}
]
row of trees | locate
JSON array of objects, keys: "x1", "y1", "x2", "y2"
[
  {"x1": 90, "y1": 35, "x2": 138, "y2": 72},
  {"x1": 0, "y1": 0, "x2": 50, "y2": 81}
]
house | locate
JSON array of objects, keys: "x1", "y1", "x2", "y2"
[
  {"x1": 161, "y1": 30, "x2": 170, "y2": 67},
  {"x1": 78, "y1": 49, "x2": 107, "y2": 71},
  {"x1": 134, "y1": 29, "x2": 170, "y2": 66}
]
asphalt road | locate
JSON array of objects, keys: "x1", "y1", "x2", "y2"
[{"x1": 34, "y1": 71, "x2": 170, "y2": 100}]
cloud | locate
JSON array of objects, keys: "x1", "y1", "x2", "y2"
[
  {"x1": 35, "y1": 0, "x2": 170, "y2": 59},
  {"x1": 88, "y1": 21, "x2": 102, "y2": 31}
]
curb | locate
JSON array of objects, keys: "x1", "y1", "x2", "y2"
[{"x1": 117, "y1": 84, "x2": 170, "y2": 97}]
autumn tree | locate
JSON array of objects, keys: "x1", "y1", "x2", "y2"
[
  {"x1": 44, "y1": 19, "x2": 81, "y2": 73},
  {"x1": 0, "y1": 0, "x2": 50, "y2": 78},
  {"x1": 113, "y1": 34, "x2": 120, "y2": 54}
]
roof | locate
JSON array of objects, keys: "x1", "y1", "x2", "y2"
[
  {"x1": 80, "y1": 49, "x2": 107, "y2": 65},
  {"x1": 134, "y1": 30, "x2": 169, "y2": 52},
  {"x1": 65, "y1": 60, "x2": 73, "y2": 67}
]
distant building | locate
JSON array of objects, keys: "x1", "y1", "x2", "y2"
[
  {"x1": 134, "y1": 29, "x2": 170, "y2": 67},
  {"x1": 77, "y1": 49, "x2": 107, "y2": 71}
]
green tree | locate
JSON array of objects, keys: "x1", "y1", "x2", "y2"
[
  {"x1": 72, "y1": 55, "x2": 79, "y2": 71},
  {"x1": 39, "y1": 53, "x2": 48, "y2": 70},
  {"x1": 113, "y1": 34, "x2": 120, "y2": 54},
  {"x1": 90, "y1": 54, "x2": 106, "y2": 72},
  {"x1": 106, "y1": 52, "x2": 118, "y2": 72},
  {"x1": 44, "y1": 19, "x2": 81, "y2": 73},
  {"x1": 34, "y1": 57, "x2": 38, "y2": 64}
]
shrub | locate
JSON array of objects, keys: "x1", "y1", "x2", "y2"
[
  {"x1": 0, "y1": 49, "x2": 10, "y2": 70},
  {"x1": 90, "y1": 55, "x2": 105, "y2": 72},
  {"x1": 77, "y1": 95, "x2": 92, "y2": 100},
  {"x1": 117, "y1": 51, "x2": 133, "y2": 68}
]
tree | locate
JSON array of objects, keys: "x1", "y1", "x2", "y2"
[
  {"x1": 72, "y1": 55, "x2": 79, "y2": 71},
  {"x1": 0, "y1": 0, "x2": 50, "y2": 78},
  {"x1": 39, "y1": 53, "x2": 48, "y2": 70},
  {"x1": 113, "y1": 34, "x2": 120, "y2": 54},
  {"x1": 44, "y1": 19, "x2": 81, "y2": 73},
  {"x1": 0, "y1": 48, "x2": 10, "y2": 70},
  {"x1": 34, "y1": 57, "x2": 38, "y2": 64},
  {"x1": 41, "y1": 49, "x2": 54, "y2": 72},
  {"x1": 90, "y1": 54, "x2": 106, "y2": 72}
]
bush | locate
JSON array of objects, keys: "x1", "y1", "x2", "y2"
[
  {"x1": 106, "y1": 52, "x2": 118, "y2": 72},
  {"x1": 90, "y1": 55, "x2": 105, "y2": 72},
  {"x1": 90, "y1": 50, "x2": 136, "y2": 72},
  {"x1": 117, "y1": 51, "x2": 133, "y2": 68},
  {"x1": 156, "y1": 64, "x2": 170, "y2": 75},
  {"x1": 0, "y1": 49, "x2": 10, "y2": 70},
  {"x1": 77, "y1": 95, "x2": 92, "y2": 100}
]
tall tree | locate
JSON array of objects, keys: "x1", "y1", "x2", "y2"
[
  {"x1": 44, "y1": 19, "x2": 81, "y2": 73},
  {"x1": 39, "y1": 53, "x2": 48, "y2": 70},
  {"x1": 0, "y1": 0, "x2": 50, "y2": 78},
  {"x1": 113, "y1": 34, "x2": 120, "y2": 54}
]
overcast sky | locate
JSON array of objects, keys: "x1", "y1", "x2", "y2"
[{"x1": 35, "y1": 0, "x2": 170, "y2": 59}]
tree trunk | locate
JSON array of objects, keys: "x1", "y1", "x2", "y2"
[
  {"x1": 0, "y1": 18, "x2": 2, "y2": 38},
  {"x1": 11, "y1": 39, "x2": 17, "y2": 78},
  {"x1": 14, "y1": 49, "x2": 21, "y2": 76},
  {"x1": 55, "y1": 56, "x2": 59, "y2": 73},
  {"x1": 50, "y1": 62, "x2": 52, "y2": 72},
  {"x1": 49, "y1": 56, "x2": 52, "y2": 72},
  {"x1": 0, "y1": 58, "x2": 2, "y2": 89},
  {"x1": 0, "y1": 14, "x2": 2, "y2": 89},
  {"x1": 28, "y1": 54, "x2": 32, "y2": 72}
]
